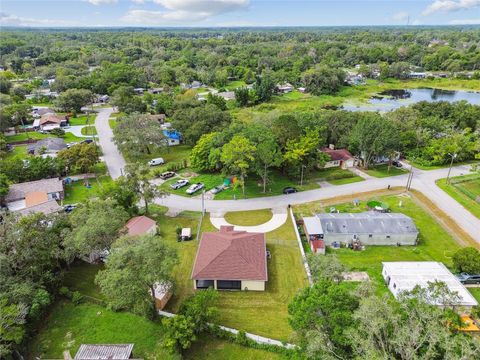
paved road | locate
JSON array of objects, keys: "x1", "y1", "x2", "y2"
[
  {"x1": 94, "y1": 107, "x2": 126, "y2": 179},
  {"x1": 92, "y1": 109, "x2": 479, "y2": 244}
]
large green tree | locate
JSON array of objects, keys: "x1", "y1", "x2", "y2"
[
  {"x1": 302, "y1": 66, "x2": 346, "y2": 95},
  {"x1": 54, "y1": 88, "x2": 94, "y2": 113},
  {"x1": 452, "y1": 247, "x2": 480, "y2": 274},
  {"x1": 96, "y1": 234, "x2": 177, "y2": 318}
]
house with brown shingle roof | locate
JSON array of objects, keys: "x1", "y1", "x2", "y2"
[
  {"x1": 320, "y1": 145, "x2": 355, "y2": 169},
  {"x1": 125, "y1": 216, "x2": 157, "y2": 236},
  {"x1": 32, "y1": 113, "x2": 66, "y2": 131},
  {"x1": 191, "y1": 226, "x2": 267, "y2": 291}
]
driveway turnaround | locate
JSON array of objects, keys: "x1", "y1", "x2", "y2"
[
  {"x1": 64, "y1": 125, "x2": 90, "y2": 138},
  {"x1": 210, "y1": 209, "x2": 288, "y2": 233},
  {"x1": 94, "y1": 107, "x2": 126, "y2": 179}
]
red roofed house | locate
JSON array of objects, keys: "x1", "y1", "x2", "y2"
[
  {"x1": 125, "y1": 216, "x2": 157, "y2": 236},
  {"x1": 191, "y1": 226, "x2": 267, "y2": 291},
  {"x1": 320, "y1": 145, "x2": 355, "y2": 169},
  {"x1": 32, "y1": 113, "x2": 67, "y2": 131}
]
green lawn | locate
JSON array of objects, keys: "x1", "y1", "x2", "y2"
[
  {"x1": 224, "y1": 210, "x2": 273, "y2": 226},
  {"x1": 126, "y1": 145, "x2": 192, "y2": 166},
  {"x1": 109, "y1": 118, "x2": 117, "y2": 129},
  {"x1": 68, "y1": 115, "x2": 92, "y2": 126},
  {"x1": 4, "y1": 145, "x2": 30, "y2": 160},
  {"x1": 27, "y1": 301, "x2": 172, "y2": 360},
  {"x1": 62, "y1": 262, "x2": 105, "y2": 300},
  {"x1": 225, "y1": 80, "x2": 247, "y2": 90},
  {"x1": 184, "y1": 334, "x2": 285, "y2": 360},
  {"x1": 63, "y1": 176, "x2": 113, "y2": 204},
  {"x1": 81, "y1": 126, "x2": 97, "y2": 136},
  {"x1": 436, "y1": 174, "x2": 480, "y2": 219},
  {"x1": 6, "y1": 132, "x2": 83, "y2": 144},
  {"x1": 295, "y1": 193, "x2": 463, "y2": 295},
  {"x1": 407, "y1": 160, "x2": 479, "y2": 171},
  {"x1": 310, "y1": 167, "x2": 364, "y2": 185},
  {"x1": 469, "y1": 288, "x2": 480, "y2": 303},
  {"x1": 364, "y1": 164, "x2": 408, "y2": 178},
  {"x1": 160, "y1": 171, "x2": 319, "y2": 200}
]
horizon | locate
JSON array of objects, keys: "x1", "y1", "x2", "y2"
[{"x1": 1, "y1": 0, "x2": 480, "y2": 28}]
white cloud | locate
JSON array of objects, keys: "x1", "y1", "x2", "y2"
[
  {"x1": 131, "y1": 0, "x2": 145, "y2": 4},
  {"x1": 449, "y1": 18, "x2": 480, "y2": 24},
  {"x1": 87, "y1": 0, "x2": 118, "y2": 5},
  {"x1": 122, "y1": 0, "x2": 249, "y2": 24},
  {"x1": 0, "y1": 12, "x2": 76, "y2": 26},
  {"x1": 392, "y1": 11, "x2": 409, "y2": 22},
  {"x1": 423, "y1": 0, "x2": 480, "y2": 16}
]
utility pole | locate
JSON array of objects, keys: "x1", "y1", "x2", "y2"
[
  {"x1": 300, "y1": 165, "x2": 306, "y2": 187},
  {"x1": 406, "y1": 166, "x2": 414, "y2": 190},
  {"x1": 446, "y1": 153, "x2": 457, "y2": 185},
  {"x1": 201, "y1": 189, "x2": 206, "y2": 215}
]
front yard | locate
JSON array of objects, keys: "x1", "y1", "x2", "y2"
[
  {"x1": 436, "y1": 173, "x2": 480, "y2": 219},
  {"x1": 63, "y1": 176, "x2": 113, "y2": 204},
  {"x1": 364, "y1": 164, "x2": 408, "y2": 178},
  {"x1": 5, "y1": 131, "x2": 84, "y2": 144},
  {"x1": 224, "y1": 209, "x2": 273, "y2": 226}
]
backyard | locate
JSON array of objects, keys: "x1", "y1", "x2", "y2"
[
  {"x1": 63, "y1": 176, "x2": 113, "y2": 204},
  {"x1": 437, "y1": 173, "x2": 480, "y2": 219}
]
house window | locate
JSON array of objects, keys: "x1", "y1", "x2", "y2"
[
  {"x1": 369, "y1": 234, "x2": 372, "y2": 238},
  {"x1": 196, "y1": 280, "x2": 214, "y2": 289},
  {"x1": 217, "y1": 280, "x2": 241, "y2": 290}
]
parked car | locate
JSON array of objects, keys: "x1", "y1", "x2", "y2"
[
  {"x1": 66, "y1": 142, "x2": 78, "y2": 148},
  {"x1": 159, "y1": 171, "x2": 175, "y2": 180},
  {"x1": 171, "y1": 179, "x2": 189, "y2": 190},
  {"x1": 64, "y1": 204, "x2": 77, "y2": 213},
  {"x1": 457, "y1": 273, "x2": 480, "y2": 285},
  {"x1": 81, "y1": 139, "x2": 93, "y2": 144},
  {"x1": 392, "y1": 160, "x2": 402, "y2": 168},
  {"x1": 283, "y1": 187, "x2": 298, "y2": 194},
  {"x1": 6, "y1": 144, "x2": 13, "y2": 152},
  {"x1": 210, "y1": 185, "x2": 224, "y2": 194},
  {"x1": 148, "y1": 157, "x2": 165, "y2": 166},
  {"x1": 186, "y1": 182, "x2": 205, "y2": 194}
]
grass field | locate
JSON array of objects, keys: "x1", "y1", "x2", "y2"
[
  {"x1": 4, "y1": 145, "x2": 29, "y2": 160},
  {"x1": 5, "y1": 132, "x2": 83, "y2": 144},
  {"x1": 160, "y1": 171, "x2": 319, "y2": 200},
  {"x1": 109, "y1": 118, "x2": 117, "y2": 129},
  {"x1": 68, "y1": 115, "x2": 92, "y2": 126},
  {"x1": 295, "y1": 193, "x2": 463, "y2": 295},
  {"x1": 364, "y1": 164, "x2": 407, "y2": 178},
  {"x1": 80, "y1": 126, "x2": 97, "y2": 136},
  {"x1": 225, "y1": 80, "x2": 247, "y2": 90},
  {"x1": 469, "y1": 288, "x2": 480, "y2": 303},
  {"x1": 63, "y1": 176, "x2": 113, "y2": 203},
  {"x1": 437, "y1": 174, "x2": 480, "y2": 219},
  {"x1": 224, "y1": 209, "x2": 273, "y2": 226},
  {"x1": 184, "y1": 334, "x2": 285, "y2": 360},
  {"x1": 127, "y1": 144, "x2": 192, "y2": 166},
  {"x1": 27, "y1": 301, "x2": 170, "y2": 359},
  {"x1": 311, "y1": 167, "x2": 364, "y2": 185},
  {"x1": 62, "y1": 262, "x2": 105, "y2": 300}
]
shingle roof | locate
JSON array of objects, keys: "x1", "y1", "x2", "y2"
[
  {"x1": 320, "y1": 148, "x2": 353, "y2": 162},
  {"x1": 125, "y1": 216, "x2": 157, "y2": 236},
  {"x1": 6, "y1": 178, "x2": 64, "y2": 202},
  {"x1": 17, "y1": 199, "x2": 61, "y2": 216},
  {"x1": 39, "y1": 113, "x2": 64, "y2": 125},
  {"x1": 318, "y1": 212, "x2": 418, "y2": 235},
  {"x1": 74, "y1": 344, "x2": 134, "y2": 360},
  {"x1": 28, "y1": 137, "x2": 67, "y2": 152},
  {"x1": 192, "y1": 226, "x2": 267, "y2": 281}
]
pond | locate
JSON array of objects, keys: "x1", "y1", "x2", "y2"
[{"x1": 343, "y1": 88, "x2": 480, "y2": 112}]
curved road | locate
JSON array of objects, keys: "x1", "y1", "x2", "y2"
[{"x1": 94, "y1": 108, "x2": 480, "y2": 244}]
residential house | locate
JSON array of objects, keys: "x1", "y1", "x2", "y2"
[
  {"x1": 147, "y1": 114, "x2": 166, "y2": 124},
  {"x1": 125, "y1": 215, "x2": 157, "y2": 236},
  {"x1": 163, "y1": 130, "x2": 181, "y2": 146},
  {"x1": 133, "y1": 88, "x2": 145, "y2": 95},
  {"x1": 6, "y1": 178, "x2": 64, "y2": 215},
  {"x1": 148, "y1": 87, "x2": 164, "y2": 94},
  {"x1": 408, "y1": 72, "x2": 427, "y2": 79},
  {"x1": 302, "y1": 212, "x2": 419, "y2": 247},
  {"x1": 98, "y1": 94, "x2": 109, "y2": 103},
  {"x1": 298, "y1": 87, "x2": 306, "y2": 93},
  {"x1": 382, "y1": 262, "x2": 478, "y2": 309},
  {"x1": 71, "y1": 344, "x2": 136, "y2": 360},
  {"x1": 276, "y1": 83, "x2": 294, "y2": 93},
  {"x1": 28, "y1": 138, "x2": 67, "y2": 155},
  {"x1": 320, "y1": 145, "x2": 355, "y2": 169},
  {"x1": 192, "y1": 226, "x2": 268, "y2": 291},
  {"x1": 33, "y1": 113, "x2": 67, "y2": 131},
  {"x1": 32, "y1": 107, "x2": 55, "y2": 118},
  {"x1": 216, "y1": 91, "x2": 236, "y2": 101}
]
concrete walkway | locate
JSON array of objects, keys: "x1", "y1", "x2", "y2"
[
  {"x1": 94, "y1": 107, "x2": 126, "y2": 179},
  {"x1": 210, "y1": 208, "x2": 288, "y2": 233},
  {"x1": 64, "y1": 125, "x2": 91, "y2": 138}
]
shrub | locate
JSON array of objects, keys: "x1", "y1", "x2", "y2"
[
  {"x1": 59, "y1": 286, "x2": 71, "y2": 297},
  {"x1": 71, "y1": 291, "x2": 84, "y2": 305},
  {"x1": 50, "y1": 128, "x2": 65, "y2": 137},
  {"x1": 452, "y1": 247, "x2": 480, "y2": 274}
]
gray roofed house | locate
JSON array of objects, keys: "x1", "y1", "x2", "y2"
[
  {"x1": 303, "y1": 212, "x2": 418, "y2": 246},
  {"x1": 216, "y1": 91, "x2": 236, "y2": 100},
  {"x1": 17, "y1": 199, "x2": 62, "y2": 216},
  {"x1": 74, "y1": 344, "x2": 134, "y2": 360},
  {"x1": 28, "y1": 138, "x2": 67, "y2": 154},
  {"x1": 6, "y1": 178, "x2": 64, "y2": 203}
]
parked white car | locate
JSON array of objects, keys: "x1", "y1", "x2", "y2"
[
  {"x1": 148, "y1": 157, "x2": 165, "y2": 166},
  {"x1": 171, "y1": 179, "x2": 189, "y2": 190},
  {"x1": 186, "y1": 182, "x2": 205, "y2": 195}
]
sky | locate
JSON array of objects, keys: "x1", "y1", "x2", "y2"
[{"x1": 0, "y1": 0, "x2": 479, "y2": 28}]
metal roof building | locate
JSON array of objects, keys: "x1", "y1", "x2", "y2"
[
  {"x1": 74, "y1": 344, "x2": 134, "y2": 360},
  {"x1": 382, "y1": 262, "x2": 478, "y2": 307}
]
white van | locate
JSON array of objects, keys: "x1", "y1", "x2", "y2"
[{"x1": 148, "y1": 158, "x2": 165, "y2": 166}]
